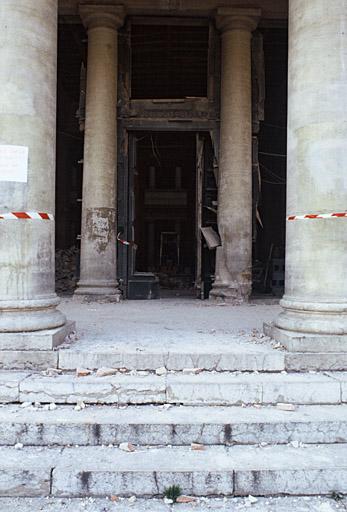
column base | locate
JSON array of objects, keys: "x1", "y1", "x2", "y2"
[
  {"x1": 0, "y1": 296, "x2": 66, "y2": 333},
  {"x1": 210, "y1": 247, "x2": 251, "y2": 303},
  {"x1": 264, "y1": 322, "x2": 347, "y2": 353},
  {"x1": 275, "y1": 296, "x2": 347, "y2": 334},
  {"x1": 0, "y1": 321, "x2": 76, "y2": 371},
  {"x1": 0, "y1": 321, "x2": 76, "y2": 351},
  {"x1": 74, "y1": 279, "x2": 121, "y2": 299},
  {"x1": 209, "y1": 284, "x2": 250, "y2": 304}
]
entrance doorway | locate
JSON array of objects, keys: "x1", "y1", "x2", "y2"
[
  {"x1": 118, "y1": 130, "x2": 217, "y2": 300},
  {"x1": 129, "y1": 132, "x2": 197, "y2": 297}
]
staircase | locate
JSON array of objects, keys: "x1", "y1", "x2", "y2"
[
  {"x1": 0, "y1": 299, "x2": 346, "y2": 510},
  {"x1": 0, "y1": 363, "x2": 346, "y2": 508}
]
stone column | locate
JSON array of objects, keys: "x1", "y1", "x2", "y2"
[
  {"x1": 0, "y1": 0, "x2": 66, "y2": 334},
  {"x1": 270, "y1": 0, "x2": 347, "y2": 350},
  {"x1": 210, "y1": 7, "x2": 260, "y2": 303},
  {"x1": 75, "y1": 4, "x2": 125, "y2": 297}
]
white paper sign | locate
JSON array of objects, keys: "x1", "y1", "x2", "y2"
[{"x1": 0, "y1": 145, "x2": 28, "y2": 183}]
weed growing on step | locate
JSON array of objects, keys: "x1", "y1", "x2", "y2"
[
  {"x1": 330, "y1": 491, "x2": 344, "y2": 502},
  {"x1": 164, "y1": 485, "x2": 182, "y2": 503}
]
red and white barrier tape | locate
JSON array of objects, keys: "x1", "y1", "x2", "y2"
[
  {"x1": 0, "y1": 212, "x2": 54, "y2": 220},
  {"x1": 117, "y1": 232, "x2": 138, "y2": 249},
  {"x1": 287, "y1": 212, "x2": 347, "y2": 221}
]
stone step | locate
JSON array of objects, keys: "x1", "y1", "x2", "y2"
[
  {"x1": 2, "y1": 349, "x2": 347, "y2": 372},
  {"x1": 2, "y1": 332, "x2": 347, "y2": 372},
  {"x1": 1, "y1": 371, "x2": 346, "y2": 405},
  {"x1": 285, "y1": 353, "x2": 347, "y2": 372},
  {"x1": 58, "y1": 341, "x2": 286, "y2": 372},
  {"x1": 1, "y1": 444, "x2": 347, "y2": 497},
  {"x1": 58, "y1": 345, "x2": 347, "y2": 372},
  {"x1": 1, "y1": 404, "x2": 347, "y2": 446},
  {"x1": 0, "y1": 496, "x2": 344, "y2": 511},
  {"x1": 0, "y1": 350, "x2": 58, "y2": 371}
]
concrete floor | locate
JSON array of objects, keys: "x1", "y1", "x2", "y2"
[{"x1": 59, "y1": 297, "x2": 280, "y2": 351}]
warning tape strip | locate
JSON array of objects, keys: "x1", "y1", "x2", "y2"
[
  {"x1": 0, "y1": 212, "x2": 54, "y2": 220},
  {"x1": 287, "y1": 212, "x2": 347, "y2": 221},
  {"x1": 117, "y1": 232, "x2": 137, "y2": 249}
]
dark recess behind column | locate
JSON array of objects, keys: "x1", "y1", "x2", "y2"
[
  {"x1": 56, "y1": 21, "x2": 86, "y2": 251},
  {"x1": 255, "y1": 27, "x2": 288, "y2": 285}
]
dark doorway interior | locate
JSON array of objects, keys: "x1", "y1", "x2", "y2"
[{"x1": 132, "y1": 132, "x2": 197, "y2": 294}]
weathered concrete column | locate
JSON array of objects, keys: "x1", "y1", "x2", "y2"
[
  {"x1": 210, "y1": 7, "x2": 260, "y2": 303},
  {"x1": 75, "y1": 4, "x2": 125, "y2": 297},
  {"x1": 270, "y1": 0, "x2": 347, "y2": 350},
  {"x1": 0, "y1": 0, "x2": 66, "y2": 333}
]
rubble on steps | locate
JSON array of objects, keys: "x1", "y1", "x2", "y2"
[{"x1": 0, "y1": 496, "x2": 345, "y2": 511}]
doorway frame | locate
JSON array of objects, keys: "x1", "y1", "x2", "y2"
[{"x1": 117, "y1": 126, "x2": 217, "y2": 298}]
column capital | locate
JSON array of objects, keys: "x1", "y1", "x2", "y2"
[
  {"x1": 79, "y1": 3, "x2": 125, "y2": 30},
  {"x1": 216, "y1": 7, "x2": 261, "y2": 33}
]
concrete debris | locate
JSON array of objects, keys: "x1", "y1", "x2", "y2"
[
  {"x1": 247, "y1": 495, "x2": 258, "y2": 504},
  {"x1": 74, "y1": 401, "x2": 86, "y2": 411},
  {"x1": 44, "y1": 403, "x2": 57, "y2": 411},
  {"x1": 20, "y1": 402, "x2": 32, "y2": 408},
  {"x1": 119, "y1": 442, "x2": 136, "y2": 452},
  {"x1": 14, "y1": 443, "x2": 23, "y2": 450},
  {"x1": 163, "y1": 498, "x2": 174, "y2": 504},
  {"x1": 66, "y1": 331, "x2": 79, "y2": 343},
  {"x1": 155, "y1": 367, "x2": 167, "y2": 376},
  {"x1": 176, "y1": 496, "x2": 197, "y2": 503},
  {"x1": 96, "y1": 368, "x2": 118, "y2": 377},
  {"x1": 158, "y1": 404, "x2": 172, "y2": 410},
  {"x1": 191, "y1": 442, "x2": 205, "y2": 451},
  {"x1": 289, "y1": 440, "x2": 306, "y2": 448},
  {"x1": 128, "y1": 496, "x2": 137, "y2": 503},
  {"x1": 277, "y1": 403, "x2": 296, "y2": 411},
  {"x1": 43, "y1": 368, "x2": 63, "y2": 376},
  {"x1": 183, "y1": 368, "x2": 203, "y2": 374},
  {"x1": 76, "y1": 368, "x2": 91, "y2": 377}
]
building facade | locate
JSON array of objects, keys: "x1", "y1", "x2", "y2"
[{"x1": 0, "y1": 0, "x2": 346, "y2": 351}]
